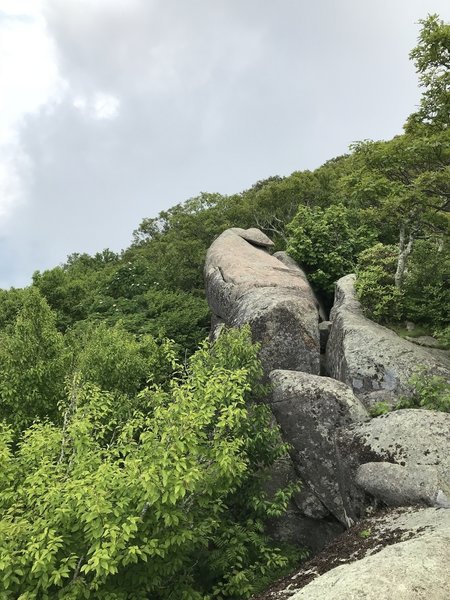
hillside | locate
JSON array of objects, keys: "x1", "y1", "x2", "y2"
[{"x1": 0, "y1": 14, "x2": 448, "y2": 600}]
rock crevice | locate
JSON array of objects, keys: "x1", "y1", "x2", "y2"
[{"x1": 204, "y1": 228, "x2": 450, "y2": 597}]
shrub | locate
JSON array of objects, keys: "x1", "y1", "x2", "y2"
[
  {"x1": 0, "y1": 328, "x2": 300, "y2": 599},
  {"x1": 398, "y1": 368, "x2": 450, "y2": 413},
  {"x1": 355, "y1": 244, "x2": 405, "y2": 322}
]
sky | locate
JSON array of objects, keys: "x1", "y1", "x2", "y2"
[{"x1": 0, "y1": 0, "x2": 449, "y2": 288}]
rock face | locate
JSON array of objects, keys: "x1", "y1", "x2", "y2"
[
  {"x1": 326, "y1": 274, "x2": 450, "y2": 404},
  {"x1": 336, "y1": 409, "x2": 450, "y2": 521},
  {"x1": 270, "y1": 370, "x2": 369, "y2": 526},
  {"x1": 288, "y1": 507, "x2": 450, "y2": 600},
  {"x1": 204, "y1": 229, "x2": 450, "y2": 597},
  {"x1": 355, "y1": 462, "x2": 449, "y2": 508},
  {"x1": 205, "y1": 228, "x2": 320, "y2": 376},
  {"x1": 265, "y1": 456, "x2": 344, "y2": 554},
  {"x1": 272, "y1": 251, "x2": 328, "y2": 322}
]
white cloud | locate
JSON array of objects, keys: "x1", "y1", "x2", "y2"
[
  {"x1": 0, "y1": 0, "x2": 62, "y2": 223},
  {"x1": 73, "y1": 92, "x2": 120, "y2": 120}
]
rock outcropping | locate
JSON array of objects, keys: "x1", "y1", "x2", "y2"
[
  {"x1": 326, "y1": 274, "x2": 450, "y2": 406},
  {"x1": 263, "y1": 507, "x2": 450, "y2": 600},
  {"x1": 269, "y1": 370, "x2": 368, "y2": 526},
  {"x1": 336, "y1": 409, "x2": 450, "y2": 521},
  {"x1": 204, "y1": 228, "x2": 450, "y2": 598},
  {"x1": 205, "y1": 228, "x2": 321, "y2": 377}
]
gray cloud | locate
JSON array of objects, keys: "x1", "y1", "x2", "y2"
[{"x1": 1, "y1": 0, "x2": 450, "y2": 287}]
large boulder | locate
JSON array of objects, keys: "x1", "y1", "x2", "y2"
[
  {"x1": 269, "y1": 370, "x2": 369, "y2": 526},
  {"x1": 326, "y1": 274, "x2": 450, "y2": 404},
  {"x1": 336, "y1": 409, "x2": 450, "y2": 521},
  {"x1": 287, "y1": 507, "x2": 450, "y2": 600},
  {"x1": 272, "y1": 251, "x2": 327, "y2": 322},
  {"x1": 265, "y1": 456, "x2": 344, "y2": 554},
  {"x1": 205, "y1": 229, "x2": 320, "y2": 376}
]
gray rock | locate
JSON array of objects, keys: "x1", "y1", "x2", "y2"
[
  {"x1": 355, "y1": 462, "x2": 445, "y2": 507},
  {"x1": 270, "y1": 370, "x2": 369, "y2": 526},
  {"x1": 318, "y1": 321, "x2": 332, "y2": 353},
  {"x1": 326, "y1": 274, "x2": 450, "y2": 402},
  {"x1": 267, "y1": 508, "x2": 344, "y2": 555},
  {"x1": 273, "y1": 252, "x2": 327, "y2": 321},
  {"x1": 265, "y1": 455, "x2": 330, "y2": 520},
  {"x1": 209, "y1": 313, "x2": 225, "y2": 342},
  {"x1": 357, "y1": 389, "x2": 399, "y2": 411},
  {"x1": 229, "y1": 226, "x2": 274, "y2": 247},
  {"x1": 262, "y1": 426, "x2": 343, "y2": 554},
  {"x1": 205, "y1": 229, "x2": 320, "y2": 377},
  {"x1": 336, "y1": 409, "x2": 450, "y2": 521},
  {"x1": 405, "y1": 335, "x2": 442, "y2": 348},
  {"x1": 289, "y1": 507, "x2": 450, "y2": 600}
]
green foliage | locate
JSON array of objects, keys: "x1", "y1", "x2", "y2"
[
  {"x1": 0, "y1": 288, "x2": 68, "y2": 432},
  {"x1": 406, "y1": 14, "x2": 450, "y2": 132},
  {"x1": 287, "y1": 204, "x2": 377, "y2": 301},
  {"x1": 368, "y1": 402, "x2": 392, "y2": 418},
  {"x1": 91, "y1": 287, "x2": 210, "y2": 354},
  {"x1": 349, "y1": 129, "x2": 450, "y2": 245},
  {"x1": 358, "y1": 528, "x2": 372, "y2": 539},
  {"x1": 356, "y1": 239, "x2": 450, "y2": 328},
  {"x1": 397, "y1": 368, "x2": 450, "y2": 412},
  {"x1": 401, "y1": 239, "x2": 450, "y2": 328},
  {"x1": 0, "y1": 328, "x2": 298, "y2": 599},
  {"x1": 0, "y1": 288, "x2": 30, "y2": 331},
  {"x1": 67, "y1": 321, "x2": 177, "y2": 397},
  {"x1": 435, "y1": 326, "x2": 450, "y2": 349},
  {"x1": 355, "y1": 244, "x2": 405, "y2": 322},
  {"x1": 33, "y1": 251, "x2": 119, "y2": 332}
]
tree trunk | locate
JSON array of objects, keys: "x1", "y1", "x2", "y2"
[{"x1": 394, "y1": 225, "x2": 414, "y2": 288}]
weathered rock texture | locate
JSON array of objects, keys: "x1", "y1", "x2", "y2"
[
  {"x1": 336, "y1": 409, "x2": 450, "y2": 521},
  {"x1": 287, "y1": 507, "x2": 450, "y2": 600},
  {"x1": 326, "y1": 274, "x2": 450, "y2": 404},
  {"x1": 205, "y1": 228, "x2": 320, "y2": 376},
  {"x1": 272, "y1": 251, "x2": 327, "y2": 322},
  {"x1": 270, "y1": 370, "x2": 369, "y2": 526},
  {"x1": 204, "y1": 230, "x2": 450, "y2": 598},
  {"x1": 264, "y1": 453, "x2": 344, "y2": 554}
]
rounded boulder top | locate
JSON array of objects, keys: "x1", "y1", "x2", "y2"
[{"x1": 230, "y1": 227, "x2": 274, "y2": 248}]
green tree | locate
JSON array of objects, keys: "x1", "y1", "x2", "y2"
[
  {"x1": 350, "y1": 129, "x2": 450, "y2": 288},
  {"x1": 0, "y1": 289, "x2": 68, "y2": 431},
  {"x1": 0, "y1": 328, "x2": 297, "y2": 599},
  {"x1": 67, "y1": 321, "x2": 177, "y2": 398},
  {"x1": 406, "y1": 14, "x2": 450, "y2": 132},
  {"x1": 287, "y1": 204, "x2": 377, "y2": 302},
  {"x1": 355, "y1": 244, "x2": 405, "y2": 322}
]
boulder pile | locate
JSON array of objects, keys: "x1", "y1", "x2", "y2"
[{"x1": 204, "y1": 228, "x2": 450, "y2": 598}]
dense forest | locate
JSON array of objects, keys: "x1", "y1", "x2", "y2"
[{"x1": 0, "y1": 14, "x2": 448, "y2": 599}]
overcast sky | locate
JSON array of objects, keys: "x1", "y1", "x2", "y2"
[{"x1": 0, "y1": 0, "x2": 449, "y2": 288}]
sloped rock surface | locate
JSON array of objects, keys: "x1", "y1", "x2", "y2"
[
  {"x1": 205, "y1": 229, "x2": 320, "y2": 376},
  {"x1": 270, "y1": 370, "x2": 369, "y2": 525},
  {"x1": 326, "y1": 274, "x2": 450, "y2": 402},
  {"x1": 336, "y1": 409, "x2": 450, "y2": 521},
  {"x1": 254, "y1": 507, "x2": 450, "y2": 600},
  {"x1": 229, "y1": 227, "x2": 274, "y2": 247},
  {"x1": 355, "y1": 462, "x2": 449, "y2": 508},
  {"x1": 264, "y1": 456, "x2": 344, "y2": 554},
  {"x1": 289, "y1": 507, "x2": 450, "y2": 600}
]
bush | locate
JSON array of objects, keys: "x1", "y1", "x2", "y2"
[
  {"x1": 398, "y1": 368, "x2": 450, "y2": 412},
  {"x1": 0, "y1": 328, "x2": 299, "y2": 599},
  {"x1": 401, "y1": 239, "x2": 450, "y2": 329},
  {"x1": 355, "y1": 244, "x2": 405, "y2": 322},
  {"x1": 287, "y1": 204, "x2": 377, "y2": 303}
]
